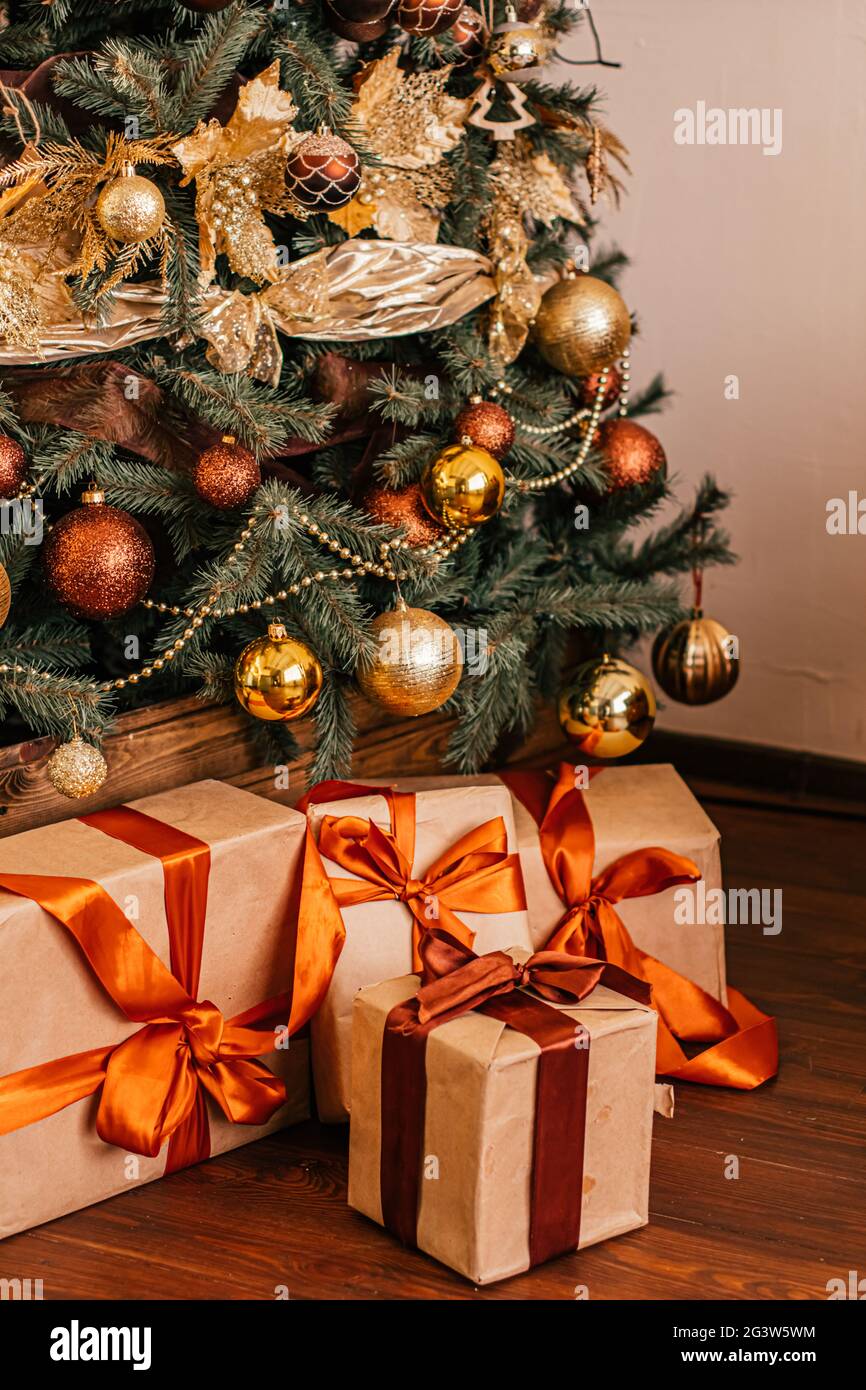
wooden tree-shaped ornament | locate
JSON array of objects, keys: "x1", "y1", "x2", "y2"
[{"x1": 467, "y1": 79, "x2": 536, "y2": 141}]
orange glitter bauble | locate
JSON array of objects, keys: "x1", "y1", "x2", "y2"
[
  {"x1": 362, "y1": 481, "x2": 445, "y2": 547},
  {"x1": 43, "y1": 487, "x2": 155, "y2": 621},
  {"x1": 454, "y1": 399, "x2": 515, "y2": 460},
  {"x1": 0, "y1": 434, "x2": 27, "y2": 498},
  {"x1": 597, "y1": 419, "x2": 667, "y2": 491},
  {"x1": 194, "y1": 435, "x2": 261, "y2": 510}
]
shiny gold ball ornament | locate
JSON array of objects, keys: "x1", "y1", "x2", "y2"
[
  {"x1": 357, "y1": 599, "x2": 463, "y2": 717},
  {"x1": 597, "y1": 418, "x2": 667, "y2": 492},
  {"x1": 487, "y1": 18, "x2": 550, "y2": 81},
  {"x1": 234, "y1": 623, "x2": 323, "y2": 723},
  {"x1": 454, "y1": 398, "x2": 515, "y2": 460},
  {"x1": 0, "y1": 434, "x2": 27, "y2": 498},
  {"x1": 534, "y1": 273, "x2": 631, "y2": 378},
  {"x1": 43, "y1": 485, "x2": 155, "y2": 621},
  {"x1": 95, "y1": 163, "x2": 165, "y2": 244},
  {"x1": 46, "y1": 736, "x2": 108, "y2": 800},
  {"x1": 285, "y1": 132, "x2": 362, "y2": 211},
  {"x1": 652, "y1": 613, "x2": 739, "y2": 705},
  {"x1": 558, "y1": 654, "x2": 656, "y2": 759},
  {"x1": 193, "y1": 435, "x2": 261, "y2": 510},
  {"x1": 421, "y1": 442, "x2": 505, "y2": 529}
]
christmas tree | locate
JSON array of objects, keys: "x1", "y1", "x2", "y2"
[{"x1": 0, "y1": 0, "x2": 734, "y2": 792}]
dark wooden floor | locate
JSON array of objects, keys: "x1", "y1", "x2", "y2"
[{"x1": 2, "y1": 782, "x2": 865, "y2": 1300}]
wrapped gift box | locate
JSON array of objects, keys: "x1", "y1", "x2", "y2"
[
  {"x1": 349, "y1": 941, "x2": 658, "y2": 1285},
  {"x1": 386, "y1": 766, "x2": 726, "y2": 1003},
  {"x1": 303, "y1": 781, "x2": 533, "y2": 1122},
  {"x1": 0, "y1": 779, "x2": 342, "y2": 1240}
]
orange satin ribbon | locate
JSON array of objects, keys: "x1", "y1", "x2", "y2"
[
  {"x1": 502, "y1": 765, "x2": 778, "y2": 1089},
  {"x1": 298, "y1": 781, "x2": 526, "y2": 971},
  {"x1": 0, "y1": 803, "x2": 344, "y2": 1165}
]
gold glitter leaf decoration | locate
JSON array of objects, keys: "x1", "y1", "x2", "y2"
[{"x1": 172, "y1": 62, "x2": 304, "y2": 287}]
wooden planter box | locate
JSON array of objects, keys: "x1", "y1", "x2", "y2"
[{"x1": 0, "y1": 693, "x2": 572, "y2": 837}]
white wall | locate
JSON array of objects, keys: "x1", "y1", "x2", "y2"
[{"x1": 556, "y1": 1, "x2": 866, "y2": 760}]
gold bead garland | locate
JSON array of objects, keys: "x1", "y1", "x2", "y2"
[{"x1": 490, "y1": 348, "x2": 632, "y2": 492}]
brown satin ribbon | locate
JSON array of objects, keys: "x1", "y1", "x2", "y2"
[
  {"x1": 501, "y1": 764, "x2": 778, "y2": 1090},
  {"x1": 297, "y1": 780, "x2": 526, "y2": 971},
  {"x1": 379, "y1": 926, "x2": 651, "y2": 1268},
  {"x1": 0, "y1": 804, "x2": 344, "y2": 1164}
]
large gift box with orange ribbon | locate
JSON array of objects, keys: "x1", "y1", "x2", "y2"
[
  {"x1": 0, "y1": 779, "x2": 344, "y2": 1239},
  {"x1": 300, "y1": 780, "x2": 533, "y2": 1122},
  {"x1": 349, "y1": 929, "x2": 659, "y2": 1285}
]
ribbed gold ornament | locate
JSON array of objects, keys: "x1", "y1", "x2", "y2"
[
  {"x1": 534, "y1": 273, "x2": 631, "y2": 377},
  {"x1": 233, "y1": 623, "x2": 323, "y2": 722},
  {"x1": 421, "y1": 442, "x2": 505, "y2": 529},
  {"x1": 46, "y1": 736, "x2": 108, "y2": 799},
  {"x1": 96, "y1": 164, "x2": 165, "y2": 244},
  {"x1": 558, "y1": 654, "x2": 656, "y2": 759},
  {"x1": 652, "y1": 613, "x2": 739, "y2": 705},
  {"x1": 357, "y1": 599, "x2": 463, "y2": 716}
]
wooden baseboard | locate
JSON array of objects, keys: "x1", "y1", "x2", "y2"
[{"x1": 631, "y1": 729, "x2": 866, "y2": 817}]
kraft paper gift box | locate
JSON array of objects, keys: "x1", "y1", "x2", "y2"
[
  {"x1": 302, "y1": 781, "x2": 533, "y2": 1122},
  {"x1": 348, "y1": 933, "x2": 658, "y2": 1285},
  {"x1": 0, "y1": 779, "x2": 344, "y2": 1240}
]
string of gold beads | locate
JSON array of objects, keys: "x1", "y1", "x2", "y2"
[{"x1": 506, "y1": 369, "x2": 609, "y2": 493}]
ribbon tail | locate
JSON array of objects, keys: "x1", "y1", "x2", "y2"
[
  {"x1": 165, "y1": 1088, "x2": 211, "y2": 1174},
  {"x1": 659, "y1": 986, "x2": 779, "y2": 1090},
  {"x1": 0, "y1": 1044, "x2": 111, "y2": 1137},
  {"x1": 286, "y1": 825, "x2": 347, "y2": 1034}
]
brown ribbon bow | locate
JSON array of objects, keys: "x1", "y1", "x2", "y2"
[
  {"x1": 502, "y1": 764, "x2": 779, "y2": 1089},
  {"x1": 299, "y1": 781, "x2": 527, "y2": 971},
  {"x1": 379, "y1": 925, "x2": 650, "y2": 1269}
]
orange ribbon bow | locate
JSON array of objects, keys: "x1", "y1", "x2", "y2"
[
  {"x1": 298, "y1": 781, "x2": 527, "y2": 971},
  {"x1": 0, "y1": 804, "x2": 344, "y2": 1167},
  {"x1": 502, "y1": 765, "x2": 778, "y2": 1089}
]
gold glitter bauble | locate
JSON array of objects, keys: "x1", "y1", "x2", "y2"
[
  {"x1": 534, "y1": 274, "x2": 631, "y2": 377},
  {"x1": 558, "y1": 655, "x2": 656, "y2": 759},
  {"x1": 234, "y1": 623, "x2": 323, "y2": 723},
  {"x1": 652, "y1": 613, "x2": 739, "y2": 705},
  {"x1": 487, "y1": 22, "x2": 549, "y2": 81},
  {"x1": 96, "y1": 167, "x2": 165, "y2": 244},
  {"x1": 46, "y1": 736, "x2": 108, "y2": 800},
  {"x1": 0, "y1": 433, "x2": 27, "y2": 498},
  {"x1": 362, "y1": 481, "x2": 445, "y2": 548},
  {"x1": 421, "y1": 442, "x2": 505, "y2": 529},
  {"x1": 357, "y1": 601, "x2": 463, "y2": 717},
  {"x1": 193, "y1": 435, "x2": 261, "y2": 510},
  {"x1": 597, "y1": 419, "x2": 666, "y2": 491},
  {"x1": 43, "y1": 486, "x2": 155, "y2": 621},
  {"x1": 454, "y1": 399, "x2": 515, "y2": 460}
]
